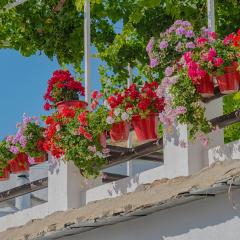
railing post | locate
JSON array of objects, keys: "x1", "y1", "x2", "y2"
[{"x1": 127, "y1": 63, "x2": 133, "y2": 177}]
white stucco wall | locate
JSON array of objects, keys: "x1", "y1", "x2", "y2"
[{"x1": 65, "y1": 189, "x2": 240, "y2": 240}]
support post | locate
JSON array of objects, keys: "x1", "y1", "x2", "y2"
[
  {"x1": 164, "y1": 0, "x2": 223, "y2": 178},
  {"x1": 127, "y1": 63, "x2": 133, "y2": 176},
  {"x1": 84, "y1": 0, "x2": 91, "y2": 105},
  {"x1": 207, "y1": 0, "x2": 215, "y2": 32}
]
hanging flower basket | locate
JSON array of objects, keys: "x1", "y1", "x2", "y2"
[
  {"x1": 32, "y1": 154, "x2": 47, "y2": 164},
  {"x1": 9, "y1": 153, "x2": 29, "y2": 174},
  {"x1": 110, "y1": 122, "x2": 130, "y2": 142},
  {"x1": 216, "y1": 62, "x2": 239, "y2": 94},
  {"x1": 196, "y1": 74, "x2": 214, "y2": 98},
  {"x1": 132, "y1": 113, "x2": 158, "y2": 142},
  {"x1": 0, "y1": 167, "x2": 10, "y2": 181},
  {"x1": 56, "y1": 100, "x2": 88, "y2": 113}
]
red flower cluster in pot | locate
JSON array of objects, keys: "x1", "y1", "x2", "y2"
[
  {"x1": 0, "y1": 166, "x2": 10, "y2": 181},
  {"x1": 105, "y1": 81, "x2": 164, "y2": 142},
  {"x1": 9, "y1": 153, "x2": 29, "y2": 174},
  {"x1": 215, "y1": 31, "x2": 240, "y2": 94},
  {"x1": 43, "y1": 69, "x2": 87, "y2": 112},
  {"x1": 130, "y1": 82, "x2": 164, "y2": 142},
  {"x1": 184, "y1": 29, "x2": 240, "y2": 97}
]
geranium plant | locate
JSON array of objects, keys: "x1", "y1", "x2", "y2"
[
  {"x1": 0, "y1": 141, "x2": 14, "y2": 178},
  {"x1": 5, "y1": 114, "x2": 46, "y2": 164},
  {"x1": 43, "y1": 69, "x2": 85, "y2": 111},
  {"x1": 147, "y1": 20, "x2": 196, "y2": 79},
  {"x1": 104, "y1": 81, "x2": 164, "y2": 142},
  {"x1": 43, "y1": 101, "x2": 111, "y2": 177}
]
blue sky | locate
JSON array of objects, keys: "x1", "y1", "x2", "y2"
[{"x1": 0, "y1": 49, "x2": 102, "y2": 139}]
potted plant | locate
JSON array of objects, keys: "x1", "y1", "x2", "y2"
[
  {"x1": 5, "y1": 133, "x2": 29, "y2": 174},
  {"x1": 0, "y1": 141, "x2": 14, "y2": 181},
  {"x1": 104, "y1": 90, "x2": 132, "y2": 143},
  {"x1": 147, "y1": 20, "x2": 196, "y2": 79},
  {"x1": 126, "y1": 82, "x2": 164, "y2": 142},
  {"x1": 43, "y1": 102, "x2": 111, "y2": 177},
  {"x1": 43, "y1": 69, "x2": 86, "y2": 112},
  {"x1": 213, "y1": 31, "x2": 240, "y2": 94}
]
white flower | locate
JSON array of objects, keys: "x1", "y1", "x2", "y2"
[
  {"x1": 114, "y1": 108, "x2": 121, "y2": 116},
  {"x1": 121, "y1": 112, "x2": 129, "y2": 121},
  {"x1": 56, "y1": 124, "x2": 61, "y2": 132},
  {"x1": 103, "y1": 100, "x2": 111, "y2": 110},
  {"x1": 106, "y1": 116, "x2": 115, "y2": 124},
  {"x1": 126, "y1": 108, "x2": 133, "y2": 114},
  {"x1": 96, "y1": 151, "x2": 103, "y2": 158}
]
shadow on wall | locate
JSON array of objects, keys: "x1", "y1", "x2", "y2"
[{"x1": 209, "y1": 140, "x2": 240, "y2": 164}]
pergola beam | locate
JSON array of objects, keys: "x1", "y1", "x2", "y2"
[{"x1": 4, "y1": 0, "x2": 28, "y2": 10}]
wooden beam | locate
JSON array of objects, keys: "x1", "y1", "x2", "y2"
[
  {"x1": 102, "y1": 172, "x2": 128, "y2": 183},
  {"x1": 210, "y1": 109, "x2": 240, "y2": 129},
  {"x1": 105, "y1": 139, "x2": 163, "y2": 168},
  {"x1": 0, "y1": 178, "x2": 48, "y2": 203}
]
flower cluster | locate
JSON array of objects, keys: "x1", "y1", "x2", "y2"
[
  {"x1": 43, "y1": 70, "x2": 85, "y2": 110},
  {"x1": 0, "y1": 141, "x2": 14, "y2": 175},
  {"x1": 105, "y1": 81, "x2": 164, "y2": 124},
  {"x1": 5, "y1": 114, "x2": 45, "y2": 163},
  {"x1": 6, "y1": 114, "x2": 38, "y2": 154},
  {"x1": 43, "y1": 102, "x2": 111, "y2": 176},
  {"x1": 184, "y1": 28, "x2": 240, "y2": 83},
  {"x1": 156, "y1": 70, "x2": 186, "y2": 127},
  {"x1": 147, "y1": 20, "x2": 195, "y2": 72}
]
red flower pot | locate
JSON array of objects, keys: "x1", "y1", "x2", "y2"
[
  {"x1": 110, "y1": 122, "x2": 130, "y2": 142},
  {"x1": 216, "y1": 63, "x2": 239, "y2": 94},
  {"x1": 132, "y1": 114, "x2": 158, "y2": 142},
  {"x1": 9, "y1": 153, "x2": 29, "y2": 174},
  {"x1": 56, "y1": 100, "x2": 88, "y2": 113},
  {"x1": 32, "y1": 154, "x2": 47, "y2": 164},
  {"x1": 99, "y1": 133, "x2": 107, "y2": 148},
  {"x1": 196, "y1": 74, "x2": 214, "y2": 98},
  {"x1": 0, "y1": 167, "x2": 10, "y2": 181}
]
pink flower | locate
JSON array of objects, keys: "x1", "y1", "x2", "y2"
[
  {"x1": 196, "y1": 37, "x2": 207, "y2": 47},
  {"x1": 183, "y1": 52, "x2": 192, "y2": 63},
  {"x1": 207, "y1": 48, "x2": 217, "y2": 61},
  {"x1": 213, "y1": 57, "x2": 224, "y2": 67}
]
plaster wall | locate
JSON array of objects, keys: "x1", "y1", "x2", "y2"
[{"x1": 66, "y1": 189, "x2": 240, "y2": 240}]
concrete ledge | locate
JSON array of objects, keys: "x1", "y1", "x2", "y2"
[{"x1": 0, "y1": 203, "x2": 49, "y2": 232}]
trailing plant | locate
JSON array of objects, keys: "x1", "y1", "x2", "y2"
[
  {"x1": 43, "y1": 101, "x2": 111, "y2": 177},
  {"x1": 147, "y1": 20, "x2": 196, "y2": 80}
]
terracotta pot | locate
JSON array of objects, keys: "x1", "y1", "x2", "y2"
[
  {"x1": 110, "y1": 122, "x2": 130, "y2": 142},
  {"x1": 99, "y1": 133, "x2": 107, "y2": 148},
  {"x1": 216, "y1": 62, "x2": 239, "y2": 94},
  {"x1": 56, "y1": 100, "x2": 88, "y2": 113},
  {"x1": 0, "y1": 167, "x2": 10, "y2": 181},
  {"x1": 32, "y1": 154, "x2": 47, "y2": 164},
  {"x1": 132, "y1": 114, "x2": 158, "y2": 142},
  {"x1": 9, "y1": 153, "x2": 29, "y2": 174},
  {"x1": 196, "y1": 74, "x2": 214, "y2": 98}
]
